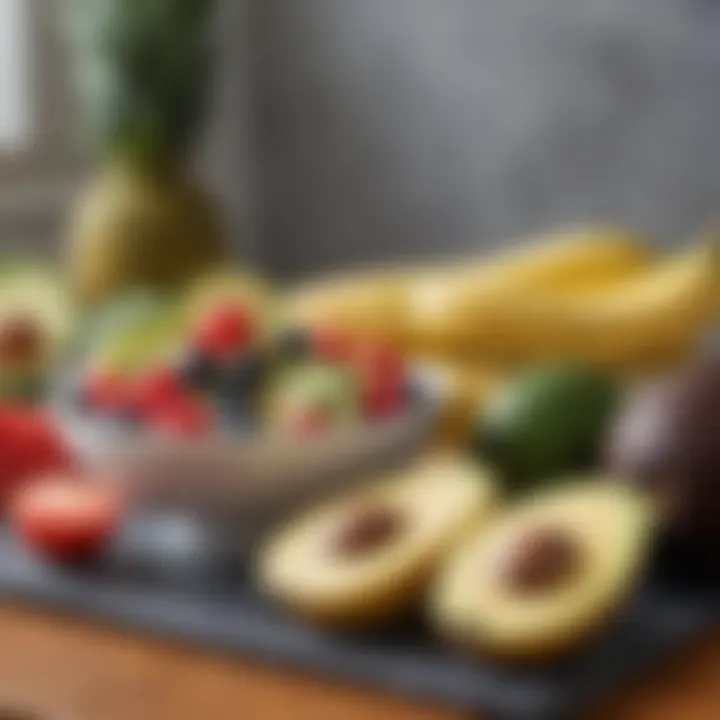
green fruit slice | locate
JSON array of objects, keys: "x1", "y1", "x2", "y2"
[
  {"x1": 91, "y1": 303, "x2": 185, "y2": 375},
  {"x1": 265, "y1": 363, "x2": 360, "y2": 432}
]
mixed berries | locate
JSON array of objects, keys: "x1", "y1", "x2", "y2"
[
  {"x1": 0, "y1": 304, "x2": 414, "y2": 567},
  {"x1": 78, "y1": 303, "x2": 412, "y2": 441}
]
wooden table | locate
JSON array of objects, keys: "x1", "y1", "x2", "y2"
[{"x1": 0, "y1": 606, "x2": 716, "y2": 720}]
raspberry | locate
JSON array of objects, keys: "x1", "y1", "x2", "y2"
[
  {"x1": 193, "y1": 304, "x2": 255, "y2": 361},
  {"x1": 130, "y1": 365, "x2": 187, "y2": 416},
  {"x1": 82, "y1": 368, "x2": 130, "y2": 413},
  {"x1": 150, "y1": 397, "x2": 214, "y2": 439},
  {"x1": 353, "y1": 339, "x2": 407, "y2": 420},
  {"x1": 361, "y1": 373, "x2": 406, "y2": 420}
]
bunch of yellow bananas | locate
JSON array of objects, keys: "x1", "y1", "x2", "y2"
[{"x1": 285, "y1": 226, "x2": 717, "y2": 370}]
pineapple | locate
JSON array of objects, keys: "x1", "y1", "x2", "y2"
[{"x1": 65, "y1": 0, "x2": 225, "y2": 305}]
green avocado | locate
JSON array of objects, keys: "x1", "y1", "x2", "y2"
[{"x1": 475, "y1": 363, "x2": 619, "y2": 491}]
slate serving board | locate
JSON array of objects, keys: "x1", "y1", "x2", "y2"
[{"x1": 0, "y1": 513, "x2": 715, "y2": 720}]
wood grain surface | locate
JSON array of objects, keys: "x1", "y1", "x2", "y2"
[{"x1": 0, "y1": 605, "x2": 715, "y2": 720}]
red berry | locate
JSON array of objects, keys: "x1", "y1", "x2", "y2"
[
  {"x1": 310, "y1": 327, "x2": 353, "y2": 363},
  {"x1": 353, "y1": 339, "x2": 407, "y2": 420},
  {"x1": 150, "y1": 397, "x2": 214, "y2": 439},
  {"x1": 194, "y1": 304, "x2": 255, "y2": 361},
  {"x1": 361, "y1": 374, "x2": 406, "y2": 420},
  {"x1": 83, "y1": 368, "x2": 130, "y2": 412},
  {"x1": 130, "y1": 365, "x2": 187, "y2": 416},
  {"x1": 11, "y1": 476, "x2": 123, "y2": 563}
]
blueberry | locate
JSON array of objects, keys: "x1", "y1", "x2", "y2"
[
  {"x1": 223, "y1": 353, "x2": 266, "y2": 400},
  {"x1": 220, "y1": 401, "x2": 257, "y2": 433},
  {"x1": 176, "y1": 349, "x2": 218, "y2": 391},
  {"x1": 276, "y1": 327, "x2": 310, "y2": 360},
  {"x1": 107, "y1": 406, "x2": 142, "y2": 431}
]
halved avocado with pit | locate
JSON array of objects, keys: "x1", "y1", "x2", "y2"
[
  {"x1": 430, "y1": 480, "x2": 652, "y2": 662},
  {"x1": 0, "y1": 263, "x2": 74, "y2": 365},
  {"x1": 255, "y1": 453, "x2": 498, "y2": 629}
]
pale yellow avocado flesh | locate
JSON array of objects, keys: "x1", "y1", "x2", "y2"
[
  {"x1": 430, "y1": 481, "x2": 652, "y2": 661},
  {"x1": 256, "y1": 453, "x2": 498, "y2": 629}
]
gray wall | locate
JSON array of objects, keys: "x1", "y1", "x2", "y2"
[{"x1": 252, "y1": 0, "x2": 720, "y2": 277}]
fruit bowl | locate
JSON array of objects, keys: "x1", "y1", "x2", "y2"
[{"x1": 54, "y1": 370, "x2": 443, "y2": 537}]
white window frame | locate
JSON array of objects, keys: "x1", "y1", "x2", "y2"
[{"x1": 0, "y1": 0, "x2": 84, "y2": 254}]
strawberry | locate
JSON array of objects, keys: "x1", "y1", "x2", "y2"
[
  {"x1": 193, "y1": 303, "x2": 255, "y2": 361},
  {"x1": 0, "y1": 409, "x2": 74, "y2": 508},
  {"x1": 11, "y1": 477, "x2": 123, "y2": 563}
]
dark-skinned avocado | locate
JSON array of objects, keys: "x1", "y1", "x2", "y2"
[
  {"x1": 475, "y1": 363, "x2": 619, "y2": 491},
  {"x1": 255, "y1": 453, "x2": 497, "y2": 629},
  {"x1": 430, "y1": 481, "x2": 652, "y2": 661},
  {"x1": 607, "y1": 355, "x2": 720, "y2": 580}
]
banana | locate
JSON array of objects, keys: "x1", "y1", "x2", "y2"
[
  {"x1": 284, "y1": 266, "x2": 419, "y2": 345},
  {"x1": 285, "y1": 226, "x2": 651, "y2": 348},
  {"x1": 406, "y1": 227, "x2": 653, "y2": 358},
  {"x1": 410, "y1": 241, "x2": 718, "y2": 370}
]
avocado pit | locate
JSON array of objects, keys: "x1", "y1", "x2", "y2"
[
  {"x1": 0, "y1": 313, "x2": 45, "y2": 365},
  {"x1": 330, "y1": 503, "x2": 405, "y2": 559},
  {"x1": 497, "y1": 525, "x2": 581, "y2": 595}
]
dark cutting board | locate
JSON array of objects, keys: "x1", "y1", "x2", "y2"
[{"x1": 0, "y1": 512, "x2": 714, "y2": 720}]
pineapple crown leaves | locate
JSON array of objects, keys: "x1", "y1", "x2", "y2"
[{"x1": 65, "y1": 0, "x2": 220, "y2": 168}]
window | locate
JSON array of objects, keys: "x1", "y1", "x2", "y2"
[
  {"x1": 0, "y1": 0, "x2": 82, "y2": 254},
  {"x1": 0, "y1": 0, "x2": 30, "y2": 152}
]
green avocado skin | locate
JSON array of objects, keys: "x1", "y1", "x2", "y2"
[{"x1": 475, "y1": 364, "x2": 619, "y2": 491}]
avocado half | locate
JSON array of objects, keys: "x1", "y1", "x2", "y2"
[
  {"x1": 0, "y1": 262, "x2": 74, "y2": 358},
  {"x1": 255, "y1": 452, "x2": 498, "y2": 629},
  {"x1": 430, "y1": 481, "x2": 652, "y2": 662}
]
